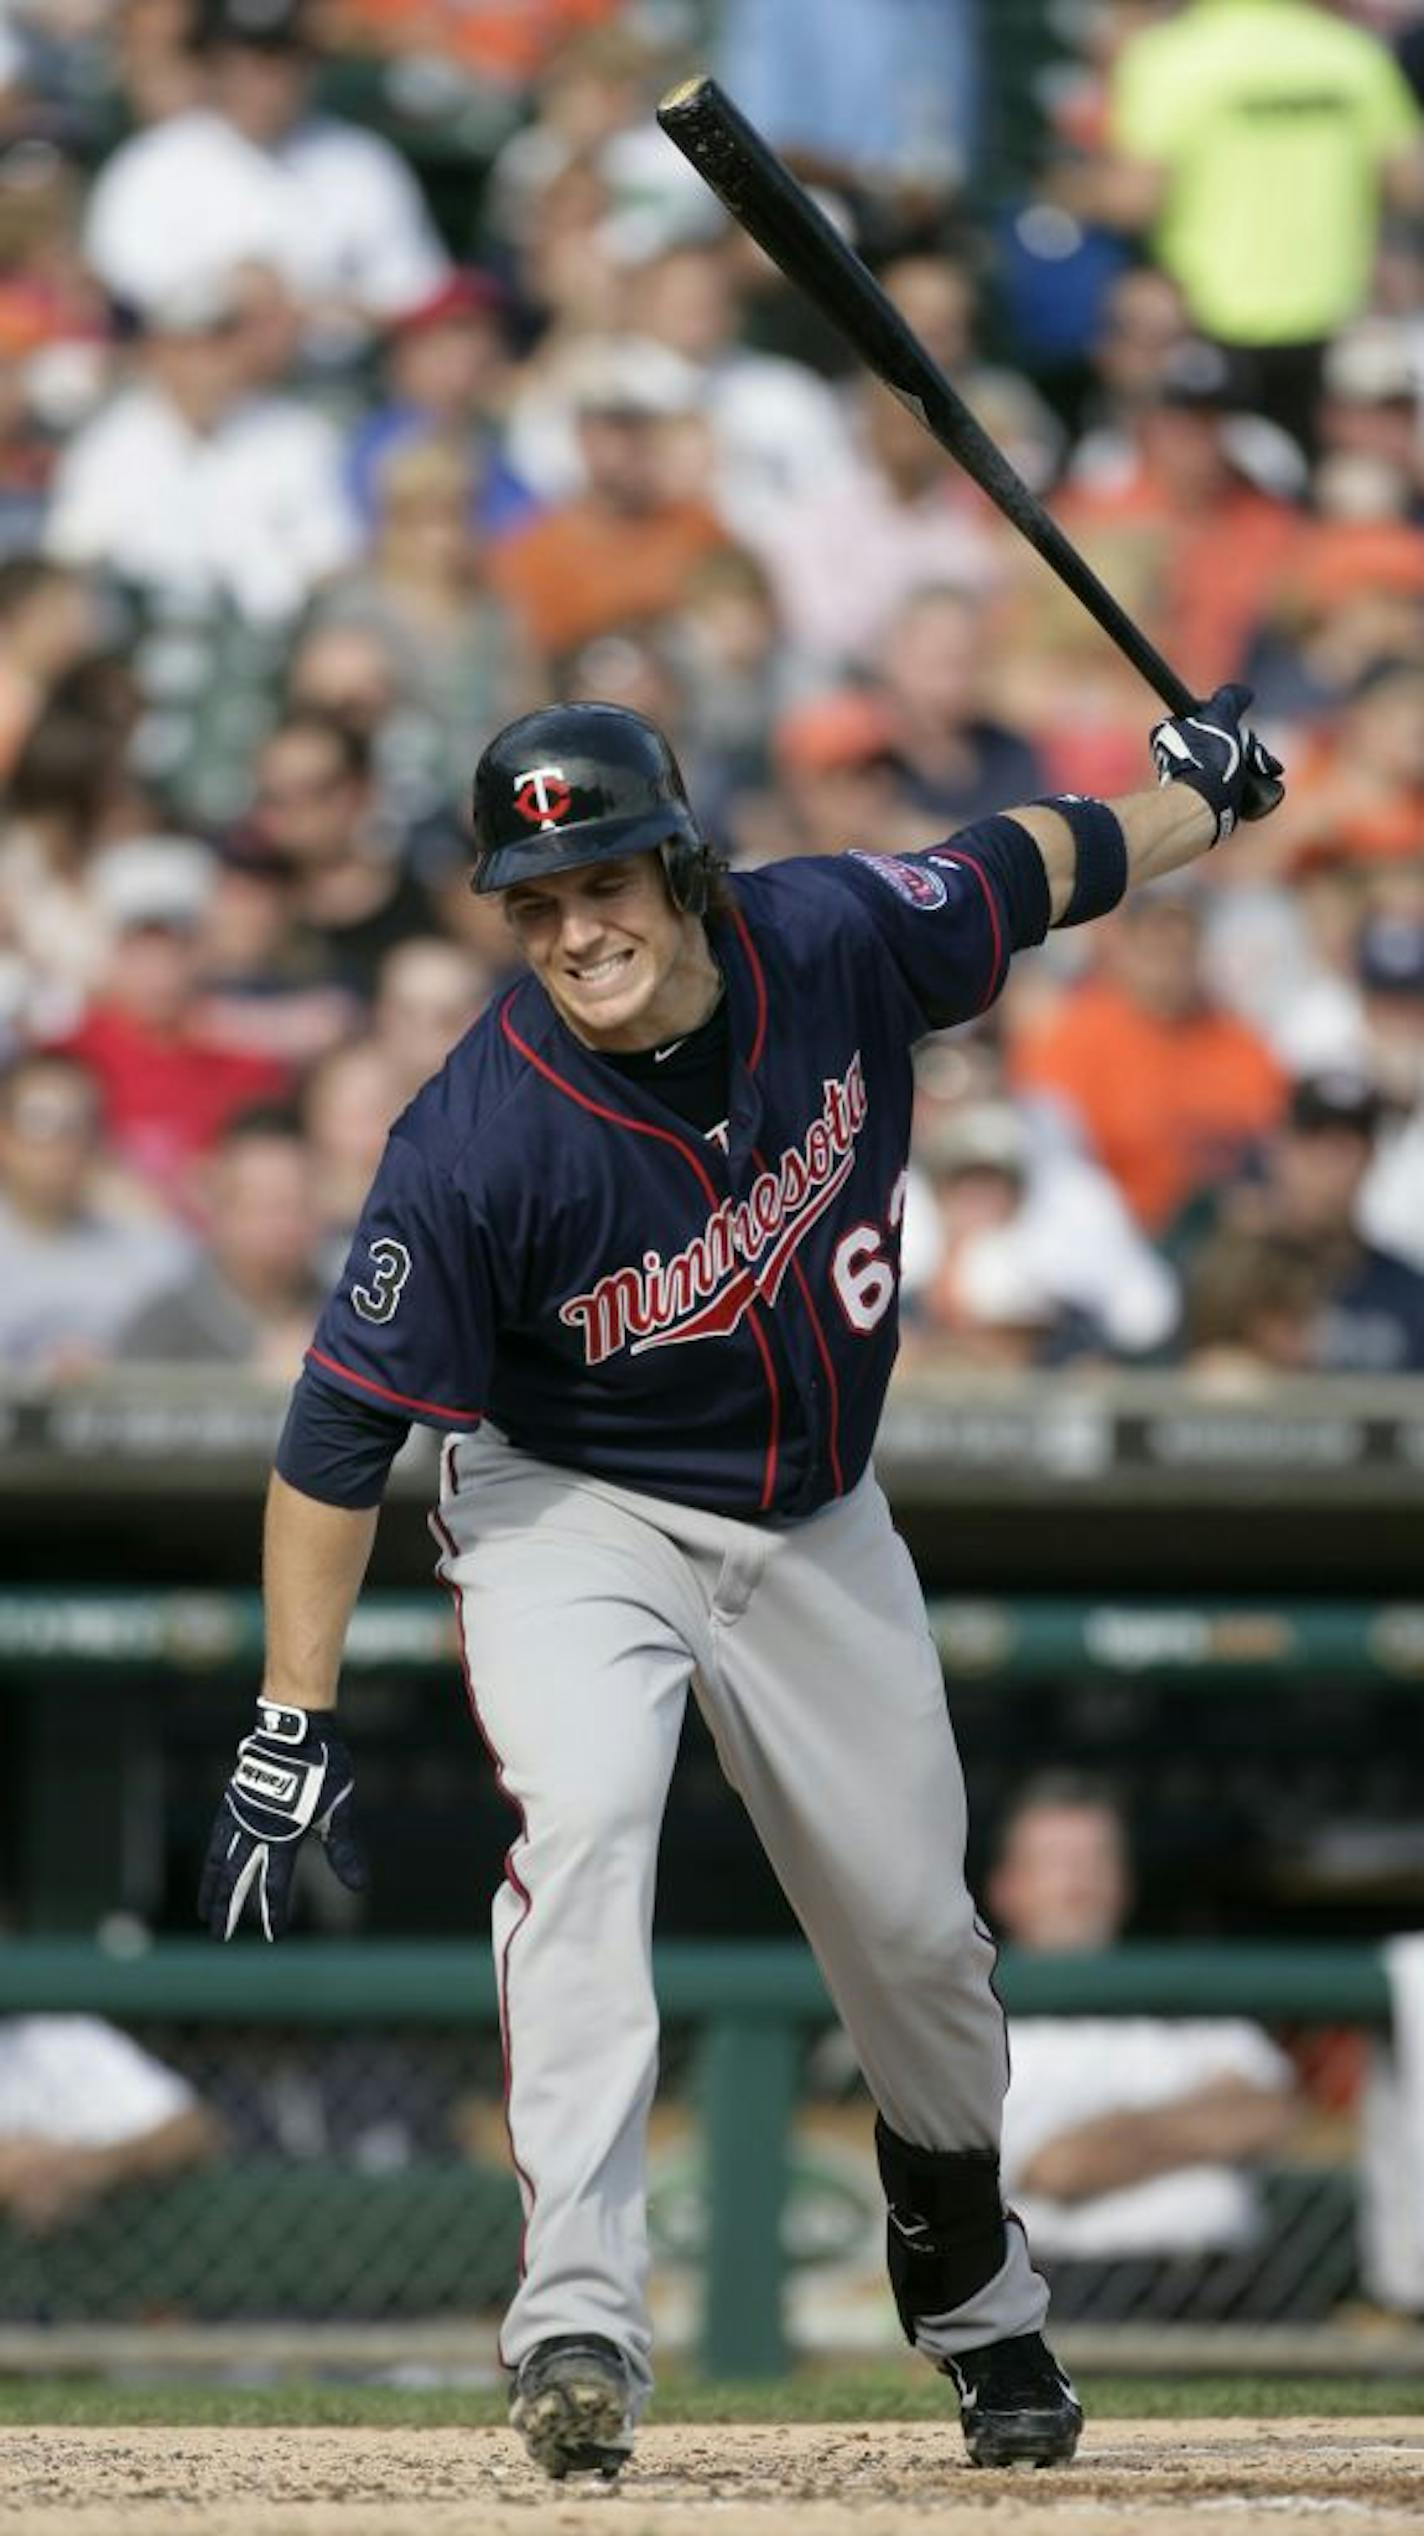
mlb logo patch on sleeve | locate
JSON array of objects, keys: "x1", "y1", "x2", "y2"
[{"x1": 848, "y1": 854, "x2": 948, "y2": 911}]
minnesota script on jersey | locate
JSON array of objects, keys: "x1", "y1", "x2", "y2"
[{"x1": 306, "y1": 819, "x2": 1049, "y2": 1520}]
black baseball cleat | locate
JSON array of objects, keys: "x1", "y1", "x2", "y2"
[
  {"x1": 942, "y1": 2330, "x2": 1083, "y2": 2468},
  {"x1": 509, "y1": 2333, "x2": 634, "y2": 2481}
]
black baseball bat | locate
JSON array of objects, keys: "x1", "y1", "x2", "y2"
[{"x1": 656, "y1": 75, "x2": 1282, "y2": 819}]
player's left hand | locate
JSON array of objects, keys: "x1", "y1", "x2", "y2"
[
  {"x1": 1149, "y1": 683, "x2": 1284, "y2": 839},
  {"x1": 198, "y1": 1699, "x2": 368, "y2": 1942}
]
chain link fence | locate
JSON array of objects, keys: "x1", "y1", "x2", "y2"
[
  {"x1": 0, "y1": 2014, "x2": 704, "y2": 2331},
  {"x1": 795, "y1": 2019, "x2": 1367, "y2": 2344},
  {"x1": 0, "y1": 2005, "x2": 1372, "y2": 2345}
]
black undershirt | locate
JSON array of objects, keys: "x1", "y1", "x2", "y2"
[{"x1": 598, "y1": 988, "x2": 732, "y2": 1140}]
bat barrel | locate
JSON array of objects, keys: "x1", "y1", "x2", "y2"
[{"x1": 657, "y1": 80, "x2": 932, "y2": 410}]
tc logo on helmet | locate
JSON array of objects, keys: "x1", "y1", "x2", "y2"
[{"x1": 512, "y1": 764, "x2": 572, "y2": 828}]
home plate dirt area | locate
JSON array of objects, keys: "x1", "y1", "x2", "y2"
[{"x1": 2, "y1": 2420, "x2": 1421, "y2": 2536}]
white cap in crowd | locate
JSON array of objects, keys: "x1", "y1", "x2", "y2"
[
  {"x1": 90, "y1": 838, "x2": 218, "y2": 934},
  {"x1": 564, "y1": 335, "x2": 705, "y2": 420}
]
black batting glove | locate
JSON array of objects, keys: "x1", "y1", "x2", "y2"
[
  {"x1": 199, "y1": 1699, "x2": 368, "y2": 1943},
  {"x1": 1149, "y1": 682, "x2": 1284, "y2": 840}
]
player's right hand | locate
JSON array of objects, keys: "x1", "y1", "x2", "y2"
[
  {"x1": 199, "y1": 1698, "x2": 369, "y2": 1942},
  {"x1": 1149, "y1": 682, "x2": 1284, "y2": 838}
]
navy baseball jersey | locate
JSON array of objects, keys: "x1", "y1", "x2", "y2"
[{"x1": 294, "y1": 817, "x2": 1051, "y2": 1521}]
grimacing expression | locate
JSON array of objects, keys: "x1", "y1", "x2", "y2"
[{"x1": 503, "y1": 853, "x2": 710, "y2": 1054}]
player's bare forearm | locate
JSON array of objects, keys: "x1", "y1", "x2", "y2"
[
  {"x1": 1010, "y1": 787, "x2": 1217, "y2": 926},
  {"x1": 262, "y1": 1471, "x2": 380, "y2": 1712},
  {"x1": 1019, "y1": 2077, "x2": 1297, "y2": 2200}
]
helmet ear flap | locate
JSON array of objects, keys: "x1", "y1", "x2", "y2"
[{"x1": 659, "y1": 834, "x2": 713, "y2": 917}]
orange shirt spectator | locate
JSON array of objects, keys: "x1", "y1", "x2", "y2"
[
  {"x1": 490, "y1": 343, "x2": 725, "y2": 658},
  {"x1": 1053, "y1": 343, "x2": 1304, "y2": 693},
  {"x1": 491, "y1": 492, "x2": 724, "y2": 659},
  {"x1": 1056, "y1": 470, "x2": 1302, "y2": 704},
  {"x1": 1263, "y1": 660, "x2": 1424, "y2": 877},
  {"x1": 330, "y1": 0, "x2": 622, "y2": 84},
  {"x1": 1012, "y1": 894, "x2": 1286, "y2": 1231},
  {"x1": 1287, "y1": 519, "x2": 1424, "y2": 624}
]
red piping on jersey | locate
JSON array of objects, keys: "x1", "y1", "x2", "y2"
[
  {"x1": 742, "y1": 1306, "x2": 780, "y2": 1513},
  {"x1": 502, "y1": 1004, "x2": 721, "y2": 1202},
  {"x1": 306, "y1": 1347, "x2": 482, "y2": 1425},
  {"x1": 727, "y1": 899, "x2": 767, "y2": 1071},
  {"x1": 429, "y1": 1472, "x2": 536, "y2": 2358},
  {"x1": 945, "y1": 851, "x2": 1006, "y2": 1013},
  {"x1": 751, "y1": 1141, "x2": 844, "y2": 1499},
  {"x1": 788, "y1": 1257, "x2": 845, "y2": 1497},
  {"x1": 502, "y1": 1000, "x2": 781, "y2": 1507}
]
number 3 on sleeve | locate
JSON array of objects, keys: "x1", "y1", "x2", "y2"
[{"x1": 352, "y1": 1238, "x2": 413, "y2": 1326}]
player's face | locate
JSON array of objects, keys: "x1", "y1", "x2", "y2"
[{"x1": 504, "y1": 855, "x2": 719, "y2": 1053}]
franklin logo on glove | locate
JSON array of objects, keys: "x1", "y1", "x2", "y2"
[{"x1": 199, "y1": 1699, "x2": 368, "y2": 1943}]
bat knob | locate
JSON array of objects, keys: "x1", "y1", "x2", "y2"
[{"x1": 1240, "y1": 768, "x2": 1285, "y2": 823}]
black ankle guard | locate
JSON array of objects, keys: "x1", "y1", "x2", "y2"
[{"x1": 874, "y1": 2115, "x2": 1007, "y2": 2344}]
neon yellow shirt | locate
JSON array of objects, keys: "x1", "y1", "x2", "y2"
[{"x1": 1111, "y1": 0, "x2": 1422, "y2": 342}]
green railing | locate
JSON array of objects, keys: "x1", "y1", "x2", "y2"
[
  {"x1": 0, "y1": 1940, "x2": 1391, "y2": 2375},
  {"x1": 1, "y1": 1591, "x2": 1423, "y2": 1680},
  {"x1": 12, "y1": 1585, "x2": 1421, "y2": 1933}
]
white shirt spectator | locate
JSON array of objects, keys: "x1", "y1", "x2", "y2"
[
  {"x1": 84, "y1": 110, "x2": 449, "y2": 325},
  {"x1": 1001, "y1": 2017, "x2": 1294, "y2": 2258},
  {"x1": 703, "y1": 354, "x2": 861, "y2": 546},
  {"x1": 1202, "y1": 890, "x2": 1424, "y2": 1271},
  {"x1": 0, "y1": 2016, "x2": 197, "y2": 2150},
  {"x1": 0, "y1": 827, "x2": 112, "y2": 1041},
  {"x1": 507, "y1": 339, "x2": 859, "y2": 546},
  {"x1": 1362, "y1": 1933, "x2": 1424, "y2": 2310},
  {"x1": 1202, "y1": 884, "x2": 1365, "y2": 1075},
  {"x1": 0, "y1": 1188, "x2": 191, "y2": 1369},
  {"x1": 1362, "y1": 1105, "x2": 1424, "y2": 1272},
  {"x1": 743, "y1": 453, "x2": 998, "y2": 678},
  {"x1": 901, "y1": 1121, "x2": 1180, "y2": 1356},
  {"x1": 45, "y1": 382, "x2": 358, "y2": 621}
]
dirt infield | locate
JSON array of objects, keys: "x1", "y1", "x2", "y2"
[{"x1": 1, "y1": 2419, "x2": 1420, "y2": 2535}]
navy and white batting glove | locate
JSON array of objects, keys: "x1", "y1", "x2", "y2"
[
  {"x1": 1149, "y1": 682, "x2": 1284, "y2": 840},
  {"x1": 199, "y1": 1699, "x2": 368, "y2": 1943}
]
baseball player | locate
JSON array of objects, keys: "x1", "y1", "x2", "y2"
[{"x1": 200, "y1": 686, "x2": 1281, "y2": 2479}]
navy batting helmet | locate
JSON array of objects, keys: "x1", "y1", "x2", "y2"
[{"x1": 470, "y1": 704, "x2": 716, "y2": 915}]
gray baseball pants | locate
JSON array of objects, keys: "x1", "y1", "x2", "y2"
[{"x1": 432, "y1": 1427, "x2": 1047, "y2": 2401}]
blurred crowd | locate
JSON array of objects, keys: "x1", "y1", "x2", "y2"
[{"x1": 0, "y1": 0, "x2": 1422, "y2": 1390}]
